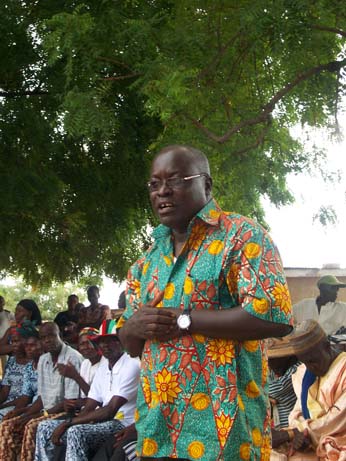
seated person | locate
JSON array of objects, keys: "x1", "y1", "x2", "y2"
[
  {"x1": 92, "y1": 422, "x2": 138, "y2": 461},
  {"x1": 0, "y1": 326, "x2": 29, "y2": 419},
  {"x1": 0, "y1": 322, "x2": 83, "y2": 461},
  {"x1": 267, "y1": 337, "x2": 300, "y2": 429},
  {"x1": 0, "y1": 321, "x2": 43, "y2": 457},
  {"x1": 0, "y1": 299, "x2": 42, "y2": 356},
  {"x1": 57, "y1": 326, "x2": 104, "y2": 412},
  {"x1": 271, "y1": 320, "x2": 346, "y2": 461},
  {"x1": 35, "y1": 319, "x2": 140, "y2": 460},
  {"x1": 78, "y1": 286, "x2": 111, "y2": 330}
]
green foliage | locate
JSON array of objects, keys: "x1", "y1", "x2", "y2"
[{"x1": 0, "y1": 0, "x2": 345, "y2": 284}]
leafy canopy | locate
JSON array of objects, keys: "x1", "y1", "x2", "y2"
[{"x1": 0, "y1": 0, "x2": 345, "y2": 284}]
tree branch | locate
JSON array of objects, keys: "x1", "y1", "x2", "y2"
[
  {"x1": 185, "y1": 58, "x2": 346, "y2": 144},
  {"x1": 101, "y1": 72, "x2": 142, "y2": 81},
  {"x1": 310, "y1": 24, "x2": 346, "y2": 38}
]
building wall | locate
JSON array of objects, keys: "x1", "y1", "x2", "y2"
[{"x1": 285, "y1": 268, "x2": 346, "y2": 304}]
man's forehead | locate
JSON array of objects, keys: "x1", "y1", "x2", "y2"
[
  {"x1": 39, "y1": 324, "x2": 57, "y2": 335},
  {"x1": 152, "y1": 148, "x2": 198, "y2": 172}
]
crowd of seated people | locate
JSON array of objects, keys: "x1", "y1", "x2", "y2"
[
  {"x1": 1, "y1": 283, "x2": 346, "y2": 461},
  {"x1": 0, "y1": 289, "x2": 137, "y2": 461}
]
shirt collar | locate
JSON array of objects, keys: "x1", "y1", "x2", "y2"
[{"x1": 152, "y1": 198, "x2": 223, "y2": 240}]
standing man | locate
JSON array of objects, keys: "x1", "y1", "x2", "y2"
[
  {"x1": 54, "y1": 294, "x2": 80, "y2": 331},
  {"x1": 293, "y1": 275, "x2": 346, "y2": 334},
  {"x1": 78, "y1": 286, "x2": 111, "y2": 330},
  {"x1": 118, "y1": 145, "x2": 292, "y2": 461}
]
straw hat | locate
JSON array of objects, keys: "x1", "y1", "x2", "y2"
[{"x1": 267, "y1": 320, "x2": 326, "y2": 358}]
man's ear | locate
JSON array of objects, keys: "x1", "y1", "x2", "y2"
[{"x1": 205, "y1": 175, "x2": 213, "y2": 198}]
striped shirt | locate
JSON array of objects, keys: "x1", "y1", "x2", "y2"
[{"x1": 269, "y1": 363, "x2": 300, "y2": 428}]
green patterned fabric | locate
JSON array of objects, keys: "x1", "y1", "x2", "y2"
[{"x1": 119, "y1": 199, "x2": 292, "y2": 461}]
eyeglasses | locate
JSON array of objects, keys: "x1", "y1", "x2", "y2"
[{"x1": 147, "y1": 173, "x2": 209, "y2": 192}]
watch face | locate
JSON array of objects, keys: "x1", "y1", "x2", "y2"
[{"x1": 177, "y1": 313, "x2": 191, "y2": 329}]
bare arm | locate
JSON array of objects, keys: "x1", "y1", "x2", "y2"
[{"x1": 57, "y1": 362, "x2": 90, "y2": 396}]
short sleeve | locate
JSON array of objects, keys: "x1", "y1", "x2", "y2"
[
  {"x1": 226, "y1": 220, "x2": 292, "y2": 325},
  {"x1": 2, "y1": 357, "x2": 15, "y2": 386},
  {"x1": 117, "y1": 256, "x2": 146, "y2": 330}
]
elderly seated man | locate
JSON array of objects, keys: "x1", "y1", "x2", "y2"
[{"x1": 271, "y1": 320, "x2": 346, "y2": 461}]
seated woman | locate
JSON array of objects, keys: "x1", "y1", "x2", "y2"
[
  {"x1": 0, "y1": 299, "x2": 42, "y2": 356},
  {"x1": 0, "y1": 326, "x2": 29, "y2": 419},
  {"x1": 0, "y1": 321, "x2": 43, "y2": 460},
  {"x1": 271, "y1": 320, "x2": 346, "y2": 461}
]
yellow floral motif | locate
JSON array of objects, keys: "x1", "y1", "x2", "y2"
[
  {"x1": 261, "y1": 435, "x2": 271, "y2": 461},
  {"x1": 143, "y1": 261, "x2": 150, "y2": 275},
  {"x1": 142, "y1": 438, "x2": 158, "y2": 457},
  {"x1": 209, "y1": 209, "x2": 221, "y2": 220},
  {"x1": 272, "y1": 281, "x2": 291, "y2": 315},
  {"x1": 114, "y1": 411, "x2": 124, "y2": 420},
  {"x1": 208, "y1": 240, "x2": 224, "y2": 255},
  {"x1": 243, "y1": 340, "x2": 259, "y2": 352},
  {"x1": 206, "y1": 339, "x2": 235, "y2": 367},
  {"x1": 252, "y1": 427, "x2": 262, "y2": 446},
  {"x1": 216, "y1": 412, "x2": 232, "y2": 447},
  {"x1": 192, "y1": 333, "x2": 205, "y2": 343},
  {"x1": 164, "y1": 282, "x2": 175, "y2": 300},
  {"x1": 253, "y1": 298, "x2": 269, "y2": 314},
  {"x1": 134, "y1": 408, "x2": 139, "y2": 422},
  {"x1": 226, "y1": 264, "x2": 239, "y2": 293},
  {"x1": 184, "y1": 276, "x2": 194, "y2": 295},
  {"x1": 163, "y1": 255, "x2": 172, "y2": 266},
  {"x1": 150, "y1": 391, "x2": 159, "y2": 408},
  {"x1": 244, "y1": 242, "x2": 261, "y2": 259},
  {"x1": 187, "y1": 441, "x2": 205, "y2": 459},
  {"x1": 239, "y1": 442, "x2": 251, "y2": 460},
  {"x1": 142, "y1": 376, "x2": 151, "y2": 404},
  {"x1": 262, "y1": 357, "x2": 268, "y2": 384},
  {"x1": 245, "y1": 380, "x2": 260, "y2": 398},
  {"x1": 155, "y1": 367, "x2": 182, "y2": 404},
  {"x1": 238, "y1": 394, "x2": 245, "y2": 411},
  {"x1": 190, "y1": 393, "x2": 210, "y2": 411},
  {"x1": 188, "y1": 223, "x2": 207, "y2": 250},
  {"x1": 131, "y1": 280, "x2": 141, "y2": 298}
]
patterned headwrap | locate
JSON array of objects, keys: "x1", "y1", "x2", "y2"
[
  {"x1": 16, "y1": 319, "x2": 40, "y2": 339},
  {"x1": 79, "y1": 327, "x2": 99, "y2": 338}
]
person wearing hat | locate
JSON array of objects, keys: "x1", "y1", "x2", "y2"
[
  {"x1": 34, "y1": 327, "x2": 104, "y2": 460},
  {"x1": 34, "y1": 319, "x2": 140, "y2": 461},
  {"x1": 267, "y1": 338, "x2": 300, "y2": 430},
  {"x1": 292, "y1": 275, "x2": 346, "y2": 335},
  {"x1": 271, "y1": 320, "x2": 346, "y2": 461}
]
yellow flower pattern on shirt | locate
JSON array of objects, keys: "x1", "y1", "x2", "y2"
[
  {"x1": 119, "y1": 199, "x2": 291, "y2": 460},
  {"x1": 154, "y1": 367, "x2": 182, "y2": 404}
]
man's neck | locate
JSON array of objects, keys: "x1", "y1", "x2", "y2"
[
  {"x1": 108, "y1": 352, "x2": 123, "y2": 370},
  {"x1": 51, "y1": 343, "x2": 63, "y2": 362}
]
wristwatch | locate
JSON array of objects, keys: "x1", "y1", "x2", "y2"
[{"x1": 177, "y1": 307, "x2": 191, "y2": 330}]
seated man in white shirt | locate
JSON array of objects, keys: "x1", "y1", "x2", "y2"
[
  {"x1": 34, "y1": 320, "x2": 140, "y2": 461},
  {"x1": 292, "y1": 275, "x2": 346, "y2": 335}
]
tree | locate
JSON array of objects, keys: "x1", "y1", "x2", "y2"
[{"x1": 0, "y1": 0, "x2": 345, "y2": 284}]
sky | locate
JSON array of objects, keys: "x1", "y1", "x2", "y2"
[{"x1": 262, "y1": 120, "x2": 346, "y2": 269}]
